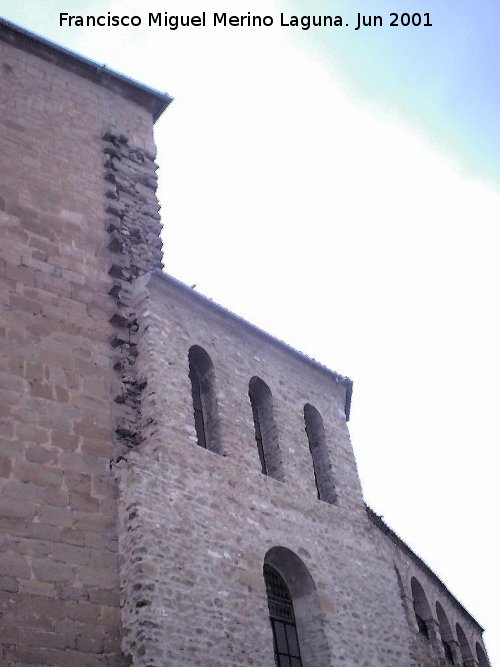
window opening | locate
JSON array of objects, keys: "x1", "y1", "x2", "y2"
[
  {"x1": 251, "y1": 399, "x2": 267, "y2": 475},
  {"x1": 248, "y1": 377, "x2": 283, "y2": 480},
  {"x1": 411, "y1": 578, "x2": 432, "y2": 643},
  {"x1": 303, "y1": 404, "x2": 336, "y2": 503},
  {"x1": 476, "y1": 642, "x2": 490, "y2": 667},
  {"x1": 264, "y1": 564, "x2": 303, "y2": 667},
  {"x1": 436, "y1": 603, "x2": 455, "y2": 665},
  {"x1": 188, "y1": 346, "x2": 220, "y2": 453},
  {"x1": 443, "y1": 640, "x2": 454, "y2": 664},
  {"x1": 189, "y1": 360, "x2": 206, "y2": 449},
  {"x1": 416, "y1": 613, "x2": 429, "y2": 638}
]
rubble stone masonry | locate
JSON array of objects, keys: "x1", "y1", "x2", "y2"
[{"x1": 114, "y1": 273, "x2": 490, "y2": 667}]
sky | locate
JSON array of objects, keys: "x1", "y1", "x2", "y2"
[{"x1": 1, "y1": 0, "x2": 499, "y2": 661}]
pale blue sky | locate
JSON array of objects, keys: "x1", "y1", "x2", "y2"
[{"x1": 288, "y1": 0, "x2": 500, "y2": 185}]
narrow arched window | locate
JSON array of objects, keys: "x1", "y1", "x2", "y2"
[
  {"x1": 476, "y1": 642, "x2": 490, "y2": 667},
  {"x1": 436, "y1": 602, "x2": 455, "y2": 664},
  {"x1": 188, "y1": 346, "x2": 220, "y2": 454},
  {"x1": 456, "y1": 624, "x2": 474, "y2": 666},
  {"x1": 249, "y1": 377, "x2": 283, "y2": 481},
  {"x1": 411, "y1": 578, "x2": 432, "y2": 639},
  {"x1": 303, "y1": 404, "x2": 336, "y2": 503},
  {"x1": 264, "y1": 564, "x2": 303, "y2": 667}
]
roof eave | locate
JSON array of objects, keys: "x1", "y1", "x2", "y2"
[
  {"x1": 366, "y1": 505, "x2": 485, "y2": 634},
  {"x1": 151, "y1": 269, "x2": 353, "y2": 419},
  {"x1": 0, "y1": 17, "x2": 173, "y2": 123}
]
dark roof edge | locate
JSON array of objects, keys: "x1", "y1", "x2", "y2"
[
  {"x1": 151, "y1": 269, "x2": 353, "y2": 419},
  {"x1": 366, "y1": 505, "x2": 484, "y2": 633},
  {"x1": 0, "y1": 17, "x2": 173, "y2": 122}
]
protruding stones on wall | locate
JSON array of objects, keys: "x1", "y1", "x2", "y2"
[{"x1": 103, "y1": 131, "x2": 163, "y2": 457}]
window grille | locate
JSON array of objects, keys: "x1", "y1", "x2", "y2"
[{"x1": 264, "y1": 565, "x2": 303, "y2": 667}]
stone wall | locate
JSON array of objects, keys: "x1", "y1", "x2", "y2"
[
  {"x1": 114, "y1": 273, "x2": 416, "y2": 666},
  {"x1": 367, "y1": 509, "x2": 489, "y2": 667},
  {"x1": 104, "y1": 130, "x2": 163, "y2": 456},
  {"x1": 113, "y1": 273, "x2": 490, "y2": 666},
  {"x1": 0, "y1": 32, "x2": 160, "y2": 665},
  {"x1": 0, "y1": 21, "x2": 491, "y2": 667}
]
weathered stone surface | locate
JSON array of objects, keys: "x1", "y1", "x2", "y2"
[
  {"x1": 110, "y1": 274, "x2": 490, "y2": 667},
  {"x1": 104, "y1": 132, "x2": 163, "y2": 459},
  {"x1": 0, "y1": 19, "x2": 491, "y2": 667},
  {"x1": 0, "y1": 23, "x2": 159, "y2": 666}
]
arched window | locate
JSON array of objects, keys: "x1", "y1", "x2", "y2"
[
  {"x1": 476, "y1": 642, "x2": 490, "y2": 667},
  {"x1": 188, "y1": 346, "x2": 220, "y2": 454},
  {"x1": 249, "y1": 377, "x2": 283, "y2": 480},
  {"x1": 436, "y1": 602, "x2": 455, "y2": 664},
  {"x1": 456, "y1": 624, "x2": 474, "y2": 666},
  {"x1": 303, "y1": 404, "x2": 336, "y2": 503},
  {"x1": 411, "y1": 577, "x2": 432, "y2": 639},
  {"x1": 264, "y1": 547, "x2": 332, "y2": 667},
  {"x1": 264, "y1": 564, "x2": 303, "y2": 667}
]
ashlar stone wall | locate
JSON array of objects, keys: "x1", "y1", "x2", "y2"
[{"x1": 0, "y1": 32, "x2": 161, "y2": 665}]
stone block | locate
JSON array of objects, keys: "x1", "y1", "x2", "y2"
[
  {"x1": 42, "y1": 486, "x2": 69, "y2": 507},
  {"x1": 49, "y1": 543, "x2": 90, "y2": 566},
  {"x1": 73, "y1": 513, "x2": 115, "y2": 534},
  {"x1": 37, "y1": 505, "x2": 74, "y2": 528},
  {"x1": 64, "y1": 600, "x2": 102, "y2": 625},
  {"x1": 64, "y1": 471, "x2": 91, "y2": 495},
  {"x1": 52, "y1": 530, "x2": 84, "y2": 554},
  {"x1": 9, "y1": 294, "x2": 42, "y2": 314},
  {"x1": 0, "y1": 552, "x2": 31, "y2": 578},
  {"x1": 69, "y1": 492, "x2": 100, "y2": 513},
  {"x1": 32, "y1": 559, "x2": 74, "y2": 583},
  {"x1": 75, "y1": 630, "x2": 105, "y2": 654},
  {"x1": 29, "y1": 381, "x2": 54, "y2": 400},
  {"x1": 0, "y1": 497, "x2": 37, "y2": 521},
  {"x1": 15, "y1": 424, "x2": 49, "y2": 445},
  {"x1": 0, "y1": 575, "x2": 19, "y2": 592},
  {"x1": 0, "y1": 390, "x2": 21, "y2": 407},
  {"x1": 0, "y1": 455, "x2": 12, "y2": 478},
  {"x1": 25, "y1": 446, "x2": 57, "y2": 465},
  {"x1": 17, "y1": 462, "x2": 63, "y2": 488},
  {"x1": 89, "y1": 588, "x2": 120, "y2": 607},
  {"x1": 0, "y1": 371, "x2": 25, "y2": 392},
  {"x1": 28, "y1": 522, "x2": 61, "y2": 543},
  {"x1": 90, "y1": 549, "x2": 117, "y2": 570},
  {"x1": 19, "y1": 628, "x2": 76, "y2": 650},
  {"x1": 4, "y1": 262, "x2": 35, "y2": 286},
  {"x1": 24, "y1": 362, "x2": 44, "y2": 382},
  {"x1": 50, "y1": 430, "x2": 79, "y2": 451},
  {"x1": 78, "y1": 566, "x2": 119, "y2": 591}
]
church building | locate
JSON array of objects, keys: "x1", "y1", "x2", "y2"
[{"x1": 0, "y1": 17, "x2": 491, "y2": 667}]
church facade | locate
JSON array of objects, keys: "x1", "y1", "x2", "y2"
[{"x1": 0, "y1": 18, "x2": 491, "y2": 667}]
